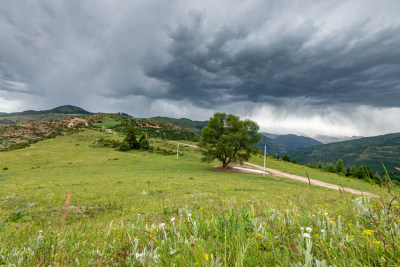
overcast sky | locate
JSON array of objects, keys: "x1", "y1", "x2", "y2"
[{"x1": 1, "y1": 0, "x2": 400, "y2": 137}]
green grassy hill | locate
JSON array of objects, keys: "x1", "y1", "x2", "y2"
[
  {"x1": 151, "y1": 116, "x2": 208, "y2": 135},
  {"x1": 0, "y1": 127, "x2": 397, "y2": 265},
  {"x1": 91, "y1": 114, "x2": 200, "y2": 141},
  {"x1": 289, "y1": 132, "x2": 400, "y2": 177}
]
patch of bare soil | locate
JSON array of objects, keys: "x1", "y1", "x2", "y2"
[{"x1": 213, "y1": 165, "x2": 249, "y2": 173}]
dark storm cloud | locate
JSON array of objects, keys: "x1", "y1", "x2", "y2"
[{"x1": 149, "y1": 10, "x2": 400, "y2": 108}]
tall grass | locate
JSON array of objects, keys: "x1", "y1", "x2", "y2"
[{"x1": 0, "y1": 193, "x2": 398, "y2": 265}]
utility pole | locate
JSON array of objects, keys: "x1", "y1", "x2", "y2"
[
  {"x1": 263, "y1": 145, "x2": 266, "y2": 177},
  {"x1": 176, "y1": 143, "x2": 180, "y2": 160}
]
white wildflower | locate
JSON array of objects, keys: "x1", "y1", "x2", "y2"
[
  {"x1": 39, "y1": 230, "x2": 43, "y2": 233},
  {"x1": 159, "y1": 223, "x2": 165, "y2": 228},
  {"x1": 303, "y1": 233, "x2": 311, "y2": 238},
  {"x1": 306, "y1": 227, "x2": 312, "y2": 233},
  {"x1": 136, "y1": 253, "x2": 142, "y2": 259},
  {"x1": 300, "y1": 227, "x2": 304, "y2": 231},
  {"x1": 170, "y1": 217, "x2": 175, "y2": 222},
  {"x1": 324, "y1": 212, "x2": 328, "y2": 216},
  {"x1": 187, "y1": 213, "x2": 192, "y2": 217},
  {"x1": 321, "y1": 229, "x2": 325, "y2": 233}
]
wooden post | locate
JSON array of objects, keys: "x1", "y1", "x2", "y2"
[{"x1": 263, "y1": 145, "x2": 266, "y2": 177}]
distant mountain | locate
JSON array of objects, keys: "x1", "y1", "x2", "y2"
[
  {"x1": 314, "y1": 135, "x2": 363, "y2": 144},
  {"x1": 257, "y1": 136, "x2": 288, "y2": 156},
  {"x1": 0, "y1": 105, "x2": 91, "y2": 117},
  {"x1": 261, "y1": 132, "x2": 280, "y2": 139},
  {"x1": 274, "y1": 134, "x2": 323, "y2": 151},
  {"x1": 260, "y1": 133, "x2": 322, "y2": 155},
  {"x1": 151, "y1": 116, "x2": 208, "y2": 135},
  {"x1": 289, "y1": 132, "x2": 400, "y2": 176},
  {"x1": 47, "y1": 105, "x2": 91, "y2": 114}
]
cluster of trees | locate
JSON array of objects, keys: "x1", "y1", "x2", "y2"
[
  {"x1": 119, "y1": 128, "x2": 149, "y2": 151},
  {"x1": 268, "y1": 152, "x2": 384, "y2": 184},
  {"x1": 317, "y1": 159, "x2": 382, "y2": 183},
  {"x1": 96, "y1": 127, "x2": 149, "y2": 151},
  {"x1": 272, "y1": 153, "x2": 297, "y2": 164}
]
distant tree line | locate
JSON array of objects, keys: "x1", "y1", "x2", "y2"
[{"x1": 269, "y1": 153, "x2": 397, "y2": 186}]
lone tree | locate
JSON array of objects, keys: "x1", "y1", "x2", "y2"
[
  {"x1": 124, "y1": 128, "x2": 140, "y2": 149},
  {"x1": 199, "y1": 113, "x2": 262, "y2": 169}
]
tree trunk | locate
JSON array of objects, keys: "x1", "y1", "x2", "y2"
[{"x1": 222, "y1": 162, "x2": 229, "y2": 170}]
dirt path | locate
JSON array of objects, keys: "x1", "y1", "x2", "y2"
[
  {"x1": 243, "y1": 162, "x2": 378, "y2": 197},
  {"x1": 172, "y1": 141, "x2": 378, "y2": 197}
]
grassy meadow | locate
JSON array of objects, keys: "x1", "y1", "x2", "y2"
[{"x1": 0, "y1": 129, "x2": 399, "y2": 265}]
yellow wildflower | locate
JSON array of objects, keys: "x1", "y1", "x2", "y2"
[
  {"x1": 329, "y1": 220, "x2": 333, "y2": 223},
  {"x1": 373, "y1": 241, "x2": 381, "y2": 244},
  {"x1": 364, "y1": 230, "x2": 374, "y2": 235},
  {"x1": 205, "y1": 254, "x2": 209, "y2": 261}
]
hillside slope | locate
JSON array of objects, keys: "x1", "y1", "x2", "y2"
[
  {"x1": 274, "y1": 134, "x2": 322, "y2": 150},
  {"x1": 90, "y1": 114, "x2": 200, "y2": 141},
  {"x1": 259, "y1": 133, "x2": 322, "y2": 156},
  {"x1": 0, "y1": 105, "x2": 91, "y2": 125},
  {"x1": 256, "y1": 136, "x2": 288, "y2": 156},
  {"x1": 289, "y1": 132, "x2": 400, "y2": 176},
  {"x1": 0, "y1": 105, "x2": 91, "y2": 116},
  {"x1": 151, "y1": 116, "x2": 208, "y2": 135}
]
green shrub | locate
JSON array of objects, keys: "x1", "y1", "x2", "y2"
[
  {"x1": 282, "y1": 154, "x2": 290, "y2": 162},
  {"x1": 140, "y1": 139, "x2": 150, "y2": 150},
  {"x1": 118, "y1": 142, "x2": 131, "y2": 151},
  {"x1": 325, "y1": 164, "x2": 336, "y2": 173}
]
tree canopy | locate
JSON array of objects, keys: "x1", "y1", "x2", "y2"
[
  {"x1": 124, "y1": 128, "x2": 140, "y2": 149},
  {"x1": 199, "y1": 113, "x2": 262, "y2": 169}
]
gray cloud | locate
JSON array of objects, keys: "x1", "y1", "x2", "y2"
[
  {"x1": 0, "y1": 0, "x2": 400, "y2": 136},
  {"x1": 149, "y1": 5, "x2": 400, "y2": 108}
]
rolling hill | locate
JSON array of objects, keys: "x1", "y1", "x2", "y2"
[
  {"x1": 0, "y1": 105, "x2": 92, "y2": 125},
  {"x1": 289, "y1": 132, "x2": 400, "y2": 176},
  {"x1": 0, "y1": 105, "x2": 91, "y2": 116},
  {"x1": 151, "y1": 116, "x2": 208, "y2": 135}
]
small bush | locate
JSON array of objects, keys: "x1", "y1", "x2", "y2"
[
  {"x1": 3, "y1": 167, "x2": 8, "y2": 170},
  {"x1": 282, "y1": 154, "x2": 290, "y2": 162},
  {"x1": 140, "y1": 139, "x2": 150, "y2": 150},
  {"x1": 118, "y1": 142, "x2": 131, "y2": 151}
]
